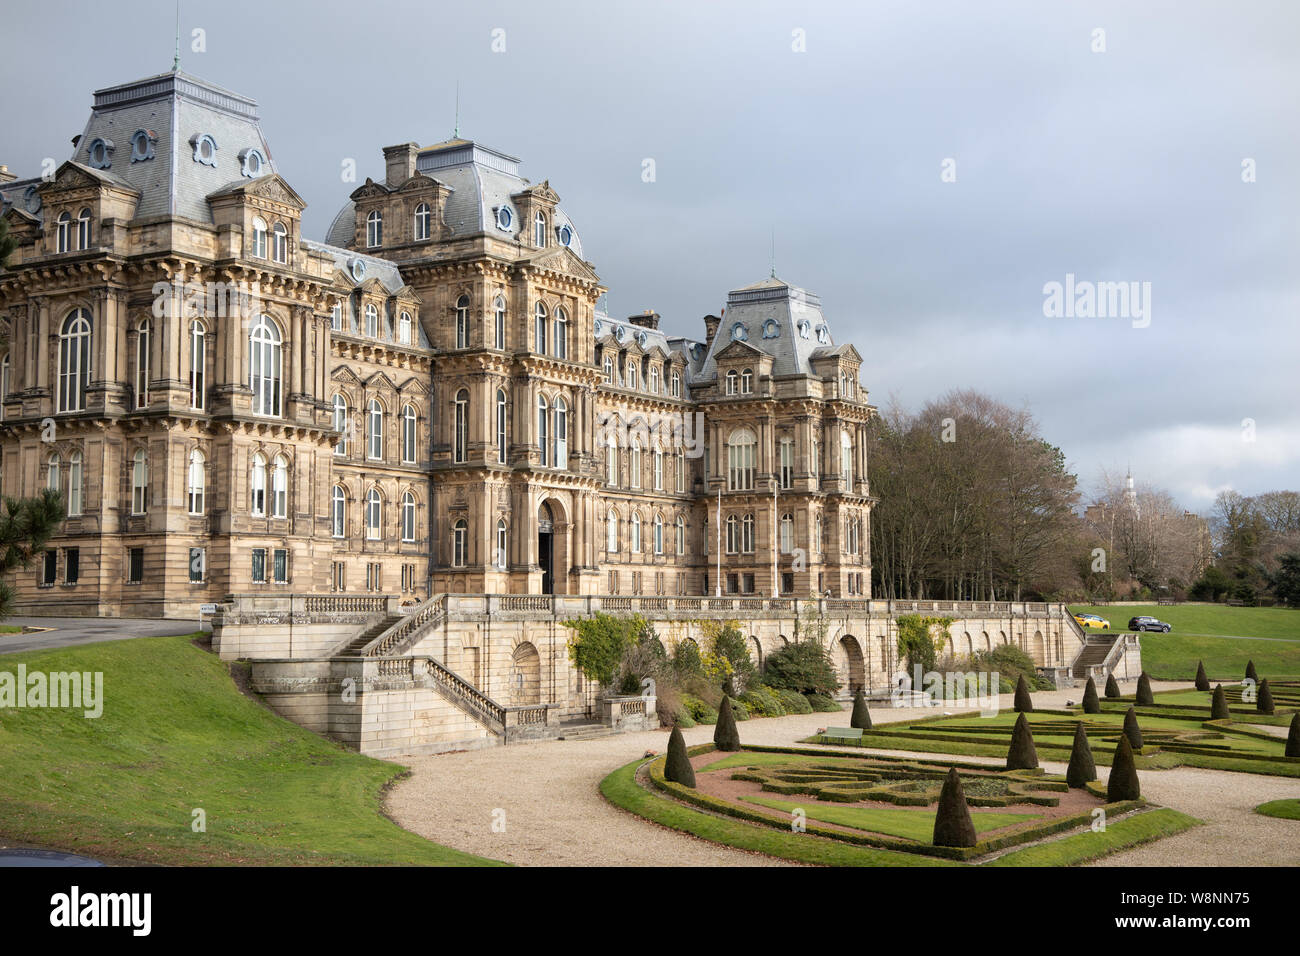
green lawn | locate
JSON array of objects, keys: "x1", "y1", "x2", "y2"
[
  {"x1": 985, "y1": 809, "x2": 1201, "y2": 866},
  {"x1": 741, "y1": 795, "x2": 1039, "y2": 842},
  {"x1": 0, "y1": 635, "x2": 500, "y2": 866},
  {"x1": 1254, "y1": 799, "x2": 1300, "y2": 821},
  {"x1": 0, "y1": 625, "x2": 23, "y2": 634}
]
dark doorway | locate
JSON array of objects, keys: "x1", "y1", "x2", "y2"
[{"x1": 538, "y1": 503, "x2": 554, "y2": 594}]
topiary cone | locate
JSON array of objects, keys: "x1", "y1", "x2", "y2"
[
  {"x1": 1194, "y1": 660, "x2": 1210, "y2": 692},
  {"x1": 1286, "y1": 713, "x2": 1300, "y2": 758},
  {"x1": 1106, "y1": 734, "x2": 1141, "y2": 801},
  {"x1": 1104, "y1": 673, "x2": 1121, "y2": 698},
  {"x1": 1066, "y1": 721, "x2": 1097, "y2": 788},
  {"x1": 932, "y1": 767, "x2": 978, "y2": 848},
  {"x1": 1135, "y1": 671, "x2": 1154, "y2": 706},
  {"x1": 1006, "y1": 712, "x2": 1039, "y2": 770},
  {"x1": 1210, "y1": 684, "x2": 1230, "y2": 720},
  {"x1": 1082, "y1": 676, "x2": 1101, "y2": 714},
  {"x1": 1245, "y1": 660, "x2": 1258, "y2": 683},
  {"x1": 713, "y1": 696, "x2": 741, "y2": 751},
  {"x1": 1257, "y1": 679, "x2": 1275, "y2": 715},
  {"x1": 664, "y1": 724, "x2": 696, "y2": 786},
  {"x1": 1013, "y1": 674, "x2": 1033, "y2": 713},
  {"x1": 850, "y1": 687, "x2": 873, "y2": 730},
  {"x1": 1122, "y1": 705, "x2": 1143, "y2": 751}
]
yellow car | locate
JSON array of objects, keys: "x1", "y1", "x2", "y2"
[{"x1": 1073, "y1": 613, "x2": 1111, "y2": 630}]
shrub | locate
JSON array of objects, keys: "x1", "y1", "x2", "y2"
[
  {"x1": 703, "y1": 621, "x2": 758, "y2": 692},
  {"x1": 564, "y1": 612, "x2": 654, "y2": 690},
  {"x1": 664, "y1": 725, "x2": 695, "y2": 787},
  {"x1": 1135, "y1": 672, "x2": 1154, "y2": 706},
  {"x1": 674, "y1": 713, "x2": 696, "y2": 730},
  {"x1": 805, "y1": 693, "x2": 842, "y2": 713},
  {"x1": 1066, "y1": 721, "x2": 1097, "y2": 788},
  {"x1": 1013, "y1": 674, "x2": 1034, "y2": 713},
  {"x1": 1006, "y1": 712, "x2": 1039, "y2": 770},
  {"x1": 1194, "y1": 661, "x2": 1210, "y2": 692},
  {"x1": 771, "y1": 688, "x2": 813, "y2": 714},
  {"x1": 738, "y1": 686, "x2": 785, "y2": 719},
  {"x1": 973, "y1": 643, "x2": 1050, "y2": 692},
  {"x1": 1245, "y1": 660, "x2": 1259, "y2": 683},
  {"x1": 730, "y1": 699, "x2": 750, "y2": 721},
  {"x1": 1286, "y1": 713, "x2": 1300, "y2": 758},
  {"x1": 850, "y1": 688, "x2": 873, "y2": 730},
  {"x1": 931, "y1": 768, "x2": 977, "y2": 848},
  {"x1": 1104, "y1": 673, "x2": 1121, "y2": 698},
  {"x1": 1211, "y1": 685, "x2": 1230, "y2": 720},
  {"x1": 681, "y1": 694, "x2": 717, "y2": 725},
  {"x1": 714, "y1": 696, "x2": 741, "y2": 751},
  {"x1": 1082, "y1": 676, "x2": 1100, "y2": 714},
  {"x1": 762, "y1": 640, "x2": 841, "y2": 697},
  {"x1": 1122, "y1": 706, "x2": 1143, "y2": 750},
  {"x1": 1106, "y1": 735, "x2": 1141, "y2": 801},
  {"x1": 1257, "y1": 679, "x2": 1275, "y2": 715},
  {"x1": 896, "y1": 615, "x2": 953, "y2": 675}
]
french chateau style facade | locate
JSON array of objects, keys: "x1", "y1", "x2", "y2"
[{"x1": 0, "y1": 69, "x2": 875, "y2": 618}]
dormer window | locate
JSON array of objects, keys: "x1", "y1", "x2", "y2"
[
  {"x1": 271, "y1": 221, "x2": 288, "y2": 264},
  {"x1": 671, "y1": 370, "x2": 681, "y2": 398},
  {"x1": 77, "y1": 208, "x2": 92, "y2": 249},
  {"x1": 741, "y1": 368, "x2": 753, "y2": 394},
  {"x1": 533, "y1": 211, "x2": 547, "y2": 247},
  {"x1": 414, "y1": 202, "x2": 431, "y2": 241},
  {"x1": 365, "y1": 303, "x2": 379, "y2": 338},
  {"x1": 797, "y1": 320, "x2": 811, "y2": 339},
  {"x1": 496, "y1": 206, "x2": 513, "y2": 230},
  {"x1": 366, "y1": 210, "x2": 383, "y2": 248},
  {"x1": 730, "y1": 322, "x2": 748, "y2": 342},
  {"x1": 350, "y1": 258, "x2": 366, "y2": 281},
  {"x1": 816, "y1": 325, "x2": 830, "y2": 344},
  {"x1": 191, "y1": 133, "x2": 218, "y2": 167},
  {"x1": 250, "y1": 217, "x2": 268, "y2": 259},
  {"x1": 87, "y1": 138, "x2": 113, "y2": 170},
  {"x1": 557, "y1": 224, "x2": 572, "y2": 247},
  {"x1": 130, "y1": 130, "x2": 156, "y2": 163},
  {"x1": 763, "y1": 319, "x2": 780, "y2": 339},
  {"x1": 726, "y1": 369, "x2": 738, "y2": 395},
  {"x1": 56, "y1": 212, "x2": 72, "y2": 253},
  {"x1": 239, "y1": 147, "x2": 266, "y2": 178}
]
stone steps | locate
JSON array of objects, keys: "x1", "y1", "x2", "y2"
[
  {"x1": 340, "y1": 615, "x2": 403, "y2": 656},
  {"x1": 556, "y1": 722, "x2": 616, "y2": 741}
]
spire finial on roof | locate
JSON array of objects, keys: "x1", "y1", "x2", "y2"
[
  {"x1": 770, "y1": 227, "x2": 776, "y2": 278},
  {"x1": 172, "y1": 0, "x2": 181, "y2": 72},
  {"x1": 454, "y1": 80, "x2": 460, "y2": 138}
]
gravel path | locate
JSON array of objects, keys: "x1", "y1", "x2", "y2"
[{"x1": 384, "y1": 678, "x2": 1299, "y2": 867}]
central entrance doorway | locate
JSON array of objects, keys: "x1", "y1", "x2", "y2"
[{"x1": 538, "y1": 502, "x2": 554, "y2": 594}]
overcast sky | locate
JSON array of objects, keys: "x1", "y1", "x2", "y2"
[{"x1": 3, "y1": 0, "x2": 1297, "y2": 512}]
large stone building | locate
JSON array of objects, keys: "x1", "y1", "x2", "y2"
[{"x1": 0, "y1": 67, "x2": 875, "y2": 617}]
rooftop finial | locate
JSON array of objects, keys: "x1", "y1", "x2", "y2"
[
  {"x1": 172, "y1": 0, "x2": 181, "y2": 72},
  {"x1": 770, "y1": 227, "x2": 776, "y2": 278},
  {"x1": 454, "y1": 80, "x2": 460, "y2": 138}
]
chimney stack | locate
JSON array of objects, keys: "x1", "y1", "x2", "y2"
[
  {"x1": 702, "y1": 313, "x2": 722, "y2": 348},
  {"x1": 628, "y1": 309, "x2": 660, "y2": 330},
  {"x1": 382, "y1": 143, "x2": 420, "y2": 187},
  {"x1": 0, "y1": 165, "x2": 16, "y2": 184}
]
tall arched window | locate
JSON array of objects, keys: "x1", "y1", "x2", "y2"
[
  {"x1": 494, "y1": 295, "x2": 506, "y2": 349},
  {"x1": 46, "y1": 453, "x2": 60, "y2": 494},
  {"x1": 654, "y1": 513, "x2": 664, "y2": 555},
  {"x1": 1, "y1": 352, "x2": 10, "y2": 416},
  {"x1": 250, "y1": 453, "x2": 267, "y2": 516},
  {"x1": 367, "y1": 399, "x2": 384, "y2": 460},
  {"x1": 250, "y1": 216, "x2": 268, "y2": 259},
  {"x1": 726, "y1": 514, "x2": 739, "y2": 554},
  {"x1": 675, "y1": 515, "x2": 686, "y2": 555},
  {"x1": 454, "y1": 389, "x2": 468, "y2": 463},
  {"x1": 248, "y1": 315, "x2": 282, "y2": 417},
  {"x1": 496, "y1": 518, "x2": 508, "y2": 569},
  {"x1": 455, "y1": 295, "x2": 469, "y2": 349},
  {"x1": 602, "y1": 355, "x2": 613, "y2": 384},
  {"x1": 653, "y1": 446, "x2": 663, "y2": 491},
  {"x1": 331, "y1": 486, "x2": 346, "y2": 538},
  {"x1": 537, "y1": 395, "x2": 549, "y2": 467},
  {"x1": 365, "y1": 303, "x2": 378, "y2": 337},
  {"x1": 366, "y1": 210, "x2": 383, "y2": 247},
  {"x1": 626, "y1": 361, "x2": 638, "y2": 391},
  {"x1": 534, "y1": 302, "x2": 547, "y2": 354},
  {"x1": 68, "y1": 450, "x2": 83, "y2": 516},
  {"x1": 815, "y1": 515, "x2": 823, "y2": 553},
  {"x1": 333, "y1": 394, "x2": 349, "y2": 457},
  {"x1": 675, "y1": 448, "x2": 686, "y2": 493},
  {"x1": 553, "y1": 397, "x2": 567, "y2": 467},
  {"x1": 187, "y1": 449, "x2": 204, "y2": 515},
  {"x1": 414, "y1": 202, "x2": 431, "y2": 241},
  {"x1": 58, "y1": 309, "x2": 92, "y2": 413},
  {"x1": 629, "y1": 437, "x2": 641, "y2": 489},
  {"x1": 452, "y1": 518, "x2": 468, "y2": 566},
  {"x1": 271, "y1": 455, "x2": 288, "y2": 518},
  {"x1": 131, "y1": 449, "x2": 148, "y2": 515},
  {"x1": 135, "y1": 319, "x2": 150, "y2": 409},
  {"x1": 401, "y1": 404, "x2": 417, "y2": 464},
  {"x1": 606, "y1": 510, "x2": 618, "y2": 553},
  {"x1": 649, "y1": 365, "x2": 660, "y2": 394},
  {"x1": 841, "y1": 431, "x2": 854, "y2": 485},
  {"x1": 726, "y1": 369, "x2": 738, "y2": 395},
  {"x1": 401, "y1": 491, "x2": 416, "y2": 542},
  {"x1": 606, "y1": 442, "x2": 618, "y2": 487},
  {"x1": 671, "y1": 370, "x2": 681, "y2": 398},
  {"x1": 727, "y1": 427, "x2": 756, "y2": 491},
  {"x1": 496, "y1": 389, "x2": 507, "y2": 464},
  {"x1": 77, "y1": 208, "x2": 92, "y2": 249},
  {"x1": 741, "y1": 368, "x2": 753, "y2": 393},
  {"x1": 57, "y1": 212, "x2": 72, "y2": 253},
  {"x1": 366, "y1": 487, "x2": 382, "y2": 539},
  {"x1": 553, "y1": 307, "x2": 567, "y2": 359},
  {"x1": 189, "y1": 320, "x2": 206, "y2": 410},
  {"x1": 742, "y1": 513, "x2": 755, "y2": 553},
  {"x1": 780, "y1": 512, "x2": 794, "y2": 554},
  {"x1": 398, "y1": 311, "x2": 412, "y2": 345},
  {"x1": 271, "y1": 221, "x2": 288, "y2": 263},
  {"x1": 533, "y1": 211, "x2": 547, "y2": 246},
  {"x1": 631, "y1": 513, "x2": 641, "y2": 553}
]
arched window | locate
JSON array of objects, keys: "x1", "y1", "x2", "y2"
[
  {"x1": 332, "y1": 394, "x2": 349, "y2": 457},
  {"x1": 626, "y1": 361, "x2": 638, "y2": 391},
  {"x1": 629, "y1": 437, "x2": 641, "y2": 489},
  {"x1": 631, "y1": 513, "x2": 642, "y2": 553},
  {"x1": 414, "y1": 202, "x2": 431, "y2": 241},
  {"x1": 675, "y1": 516, "x2": 686, "y2": 555},
  {"x1": 250, "y1": 453, "x2": 267, "y2": 516},
  {"x1": 367, "y1": 399, "x2": 383, "y2": 460},
  {"x1": 602, "y1": 355, "x2": 613, "y2": 383},
  {"x1": 187, "y1": 449, "x2": 204, "y2": 515},
  {"x1": 675, "y1": 448, "x2": 686, "y2": 493},
  {"x1": 496, "y1": 518, "x2": 508, "y2": 569},
  {"x1": 726, "y1": 514, "x2": 739, "y2": 554},
  {"x1": 77, "y1": 208, "x2": 92, "y2": 250},
  {"x1": 741, "y1": 368, "x2": 753, "y2": 393},
  {"x1": 250, "y1": 216, "x2": 268, "y2": 259},
  {"x1": 248, "y1": 315, "x2": 282, "y2": 417},
  {"x1": 780, "y1": 512, "x2": 794, "y2": 554},
  {"x1": 365, "y1": 303, "x2": 378, "y2": 338},
  {"x1": 67, "y1": 450, "x2": 83, "y2": 516},
  {"x1": 271, "y1": 221, "x2": 288, "y2": 264},
  {"x1": 271, "y1": 455, "x2": 288, "y2": 518},
  {"x1": 653, "y1": 446, "x2": 663, "y2": 490},
  {"x1": 726, "y1": 369, "x2": 738, "y2": 395},
  {"x1": 654, "y1": 513, "x2": 664, "y2": 555},
  {"x1": 553, "y1": 396, "x2": 567, "y2": 466},
  {"x1": 401, "y1": 404, "x2": 417, "y2": 464},
  {"x1": 533, "y1": 211, "x2": 547, "y2": 247},
  {"x1": 815, "y1": 514, "x2": 823, "y2": 553},
  {"x1": 46, "y1": 453, "x2": 60, "y2": 494},
  {"x1": 135, "y1": 318, "x2": 150, "y2": 409},
  {"x1": 454, "y1": 389, "x2": 468, "y2": 463},
  {"x1": 727, "y1": 427, "x2": 756, "y2": 491},
  {"x1": 398, "y1": 311, "x2": 412, "y2": 345},
  {"x1": 742, "y1": 513, "x2": 755, "y2": 553},
  {"x1": 452, "y1": 518, "x2": 468, "y2": 566},
  {"x1": 537, "y1": 395, "x2": 549, "y2": 467},
  {"x1": 331, "y1": 485, "x2": 346, "y2": 538},
  {"x1": 58, "y1": 309, "x2": 93, "y2": 413},
  {"x1": 606, "y1": 442, "x2": 618, "y2": 487},
  {"x1": 553, "y1": 307, "x2": 567, "y2": 359},
  {"x1": 366, "y1": 210, "x2": 383, "y2": 248},
  {"x1": 189, "y1": 320, "x2": 206, "y2": 410},
  {"x1": 56, "y1": 212, "x2": 72, "y2": 253},
  {"x1": 131, "y1": 449, "x2": 148, "y2": 514},
  {"x1": 650, "y1": 365, "x2": 660, "y2": 394},
  {"x1": 496, "y1": 389, "x2": 507, "y2": 464},
  {"x1": 606, "y1": 510, "x2": 618, "y2": 553},
  {"x1": 810, "y1": 438, "x2": 819, "y2": 478},
  {"x1": 841, "y1": 431, "x2": 854, "y2": 485},
  {"x1": 671, "y1": 370, "x2": 681, "y2": 398},
  {"x1": 494, "y1": 295, "x2": 506, "y2": 349},
  {"x1": 331, "y1": 302, "x2": 343, "y2": 331},
  {"x1": 1, "y1": 352, "x2": 10, "y2": 416},
  {"x1": 455, "y1": 295, "x2": 469, "y2": 349},
  {"x1": 366, "y1": 487, "x2": 382, "y2": 539},
  {"x1": 534, "y1": 302, "x2": 547, "y2": 354},
  {"x1": 401, "y1": 491, "x2": 417, "y2": 543}
]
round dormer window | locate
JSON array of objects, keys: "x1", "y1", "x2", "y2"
[
  {"x1": 24, "y1": 186, "x2": 41, "y2": 214},
  {"x1": 593, "y1": 319, "x2": 603, "y2": 336},
  {"x1": 816, "y1": 325, "x2": 830, "y2": 344},
  {"x1": 130, "y1": 130, "x2": 156, "y2": 163},
  {"x1": 191, "y1": 134, "x2": 218, "y2": 167},
  {"x1": 87, "y1": 138, "x2": 113, "y2": 170},
  {"x1": 614, "y1": 325, "x2": 627, "y2": 343},
  {"x1": 496, "y1": 206, "x2": 513, "y2": 230},
  {"x1": 730, "y1": 322, "x2": 748, "y2": 342},
  {"x1": 239, "y1": 148, "x2": 267, "y2": 178},
  {"x1": 350, "y1": 258, "x2": 367, "y2": 281},
  {"x1": 763, "y1": 319, "x2": 780, "y2": 339},
  {"x1": 797, "y1": 320, "x2": 811, "y2": 339},
  {"x1": 636, "y1": 331, "x2": 648, "y2": 348},
  {"x1": 557, "y1": 224, "x2": 572, "y2": 246}
]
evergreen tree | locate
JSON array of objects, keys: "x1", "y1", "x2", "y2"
[
  {"x1": 1104, "y1": 673, "x2": 1121, "y2": 698},
  {"x1": 713, "y1": 696, "x2": 741, "y2": 751},
  {"x1": 1013, "y1": 674, "x2": 1033, "y2": 713},
  {"x1": 1081, "y1": 676, "x2": 1100, "y2": 714},
  {"x1": 1286, "y1": 713, "x2": 1300, "y2": 758},
  {"x1": 0, "y1": 490, "x2": 68, "y2": 619},
  {"x1": 1122, "y1": 705, "x2": 1143, "y2": 750},
  {"x1": 850, "y1": 688, "x2": 873, "y2": 730},
  {"x1": 664, "y1": 724, "x2": 696, "y2": 786},
  {"x1": 1005, "y1": 712, "x2": 1039, "y2": 770},
  {"x1": 1106, "y1": 734, "x2": 1141, "y2": 801},
  {"x1": 931, "y1": 768, "x2": 977, "y2": 848},
  {"x1": 1210, "y1": 684, "x2": 1231, "y2": 720},
  {"x1": 1135, "y1": 672, "x2": 1154, "y2": 706},
  {"x1": 1245, "y1": 660, "x2": 1259, "y2": 683},
  {"x1": 1256, "y1": 679, "x2": 1275, "y2": 716},
  {"x1": 1194, "y1": 661, "x2": 1210, "y2": 692},
  {"x1": 1066, "y1": 721, "x2": 1097, "y2": 788}
]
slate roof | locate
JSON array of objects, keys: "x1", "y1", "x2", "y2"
[
  {"x1": 696, "y1": 275, "x2": 837, "y2": 381},
  {"x1": 301, "y1": 238, "x2": 431, "y2": 349}
]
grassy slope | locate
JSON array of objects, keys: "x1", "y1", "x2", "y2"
[{"x1": 0, "y1": 635, "x2": 499, "y2": 866}]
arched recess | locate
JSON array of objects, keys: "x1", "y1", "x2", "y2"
[
  {"x1": 1032, "y1": 630, "x2": 1046, "y2": 664},
  {"x1": 510, "y1": 642, "x2": 541, "y2": 705},
  {"x1": 837, "y1": 635, "x2": 865, "y2": 694}
]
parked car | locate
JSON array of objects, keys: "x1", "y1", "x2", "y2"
[
  {"x1": 1073, "y1": 613, "x2": 1111, "y2": 630},
  {"x1": 1128, "y1": 616, "x2": 1172, "y2": 632}
]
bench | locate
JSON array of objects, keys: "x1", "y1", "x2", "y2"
[
  {"x1": 818, "y1": 727, "x2": 863, "y2": 743},
  {"x1": 1157, "y1": 599, "x2": 1177, "y2": 606}
]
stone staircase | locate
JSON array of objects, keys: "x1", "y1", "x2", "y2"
[
  {"x1": 556, "y1": 719, "x2": 617, "y2": 741},
  {"x1": 337, "y1": 615, "x2": 404, "y2": 656},
  {"x1": 1072, "y1": 635, "x2": 1118, "y2": 678}
]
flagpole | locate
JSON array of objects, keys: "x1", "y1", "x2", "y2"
[{"x1": 715, "y1": 486, "x2": 722, "y2": 597}]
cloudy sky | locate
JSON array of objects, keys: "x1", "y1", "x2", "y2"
[{"x1": 3, "y1": 0, "x2": 1297, "y2": 511}]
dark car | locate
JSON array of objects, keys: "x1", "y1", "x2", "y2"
[{"x1": 1128, "y1": 616, "x2": 1171, "y2": 632}]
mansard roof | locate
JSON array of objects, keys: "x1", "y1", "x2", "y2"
[{"x1": 697, "y1": 275, "x2": 836, "y2": 381}]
